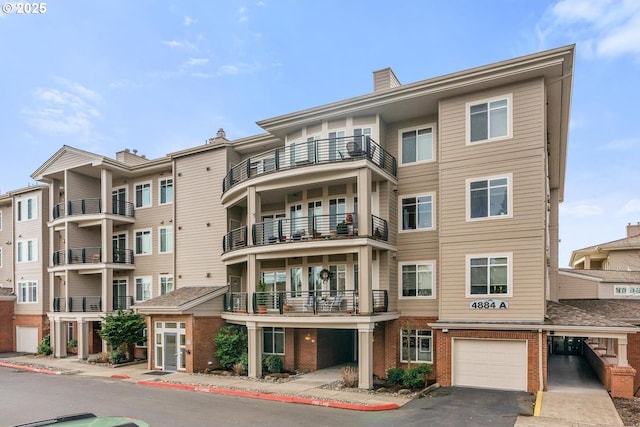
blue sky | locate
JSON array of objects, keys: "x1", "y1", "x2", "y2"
[{"x1": 1, "y1": 0, "x2": 639, "y2": 266}]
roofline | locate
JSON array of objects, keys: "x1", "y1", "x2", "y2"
[
  {"x1": 558, "y1": 269, "x2": 604, "y2": 282},
  {"x1": 428, "y1": 321, "x2": 638, "y2": 334},
  {"x1": 134, "y1": 286, "x2": 227, "y2": 314}
]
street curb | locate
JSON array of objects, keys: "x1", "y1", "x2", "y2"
[
  {"x1": 111, "y1": 374, "x2": 131, "y2": 379},
  {"x1": 0, "y1": 361, "x2": 61, "y2": 375},
  {"x1": 137, "y1": 380, "x2": 401, "y2": 411}
]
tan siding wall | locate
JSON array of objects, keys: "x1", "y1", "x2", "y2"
[
  {"x1": 175, "y1": 149, "x2": 227, "y2": 287},
  {"x1": 186, "y1": 295, "x2": 224, "y2": 315},
  {"x1": 605, "y1": 252, "x2": 640, "y2": 271},
  {"x1": 556, "y1": 273, "x2": 599, "y2": 299},
  {"x1": 45, "y1": 151, "x2": 94, "y2": 175},
  {"x1": 438, "y1": 80, "x2": 546, "y2": 322},
  {"x1": 66, "y1": 271, "x2": 102, "y2": 297},
  {"x1": 66, "y1": 171, "x2": 100, "y2": 200},
  {"x1": 0, "y1": 203, "x2": 14, "y2": 288}
]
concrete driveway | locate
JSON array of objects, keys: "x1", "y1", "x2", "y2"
[{"x1": 397, "y1": 387, "x2": 535, "y2": 427}]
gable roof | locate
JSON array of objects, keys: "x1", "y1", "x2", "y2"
[
  {"x1": 546, "y1": 300, "x2": 636, "y2": 328},
  {"x1": 559, "y1": 268, "x2": 640, "y2": 284},
  {"x1": 134, "y1": 286, "x2": 227, "y2": 314},
  {"x1": 569, "y1": 234, "x2": 640, "y2": 266}
]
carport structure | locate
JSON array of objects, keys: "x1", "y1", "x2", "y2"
[{"x1": 544, "y1": 301, "x2": 638, "y2": 398}]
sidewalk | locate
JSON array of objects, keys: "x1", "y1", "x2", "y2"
[{"x1": 0, "y1": 354, "x2": 408, "y2": 411}]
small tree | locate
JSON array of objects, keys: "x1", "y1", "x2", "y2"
[
  {"x1": 214, "y1": 325, "x2": 248, "y2": 369},
  {"x1": 98, "y1": 309, "x2": 146, "y2": 363}
]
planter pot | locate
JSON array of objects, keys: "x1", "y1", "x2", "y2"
[
  {"x1": 257, "y1": 305, "x2": 268, "y2": 314},
  {"x1": 283, "y1": 304, "x2": 291, "y2": 312}
]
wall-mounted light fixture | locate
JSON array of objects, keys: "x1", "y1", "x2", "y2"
[
  {"x1": 304, "y1": 333, "x2": 315, "y2": 343},
  {"x1": 5, "y1": 241, "x2": 11, "y2": 245}
]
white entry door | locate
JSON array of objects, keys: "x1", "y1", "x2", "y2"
[
  {"x1": 453, "y1": 338, "x2": 527, "y2": 391},
  {"x1": 16, "y1": 326, "x2": 39, "y2": 353}
]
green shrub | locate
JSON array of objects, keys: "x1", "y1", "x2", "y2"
[
  {"x1": 67, "y1": 339, "x2": 78, "y2": 349},
  {"x1": 413, "y1": 363, "x2": 433, "y2": 377},
  {"x1": 37, "y1": 335, "x2": 52, "y2": 356},
  {"x1": 109, "y1": 349, "x2": 126, "y2": 364},
  {"x1": 239, "y1": 352, "x2": 249, "y2": 371},
  {"x1": 265, "y1": 355, "x2": 283, "y2": 373},
  {"x1": 214, "y1": 325, "x2": 248, "y2": 369},
  {"x1": 386, "y1": 367, "x2": 404, "y2": 385},
  {"x1": 402, "y1": 366, "x2": 426, "y2": 389}
]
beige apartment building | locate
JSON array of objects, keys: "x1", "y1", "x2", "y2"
[{"x1": 1, "y1": 44, "x2": 638, "y2": 396}]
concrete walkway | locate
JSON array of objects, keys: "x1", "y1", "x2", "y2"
[
  {"x1": 515, "y1": 355, "x2": 624, "y2": 427},
  {"x1": 0, "y1": 354, "x2": 407, "y2": 411}
]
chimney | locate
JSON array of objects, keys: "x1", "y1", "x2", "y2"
[
  {"x1": 372, "y1": 67, "x2": 401, "y2": 93},
  {"x1": 627, "y1": 222, "x2": 640, "y2": 237}
]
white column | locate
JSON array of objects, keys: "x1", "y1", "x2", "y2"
[
  {"x1": 357, "y1": 169, "x2": 372, "y2": 236},
  {"x1": 77, "y1": 320, "x2": 89, "y2": 359},
  {"x1": 53, "y1": 319, "x2": 67, "y2": 358},
  {"x1": 358, "y1": 245, "x2": 372, "y2": 314},
  {"x1": 618, "y1": 336, "x2": 629, "y2": 366},
  {"x1": 247, "y1": 322, "x2": 263, "y2": 378},
  {"x1": 357, "y1": 324, "x2": 374, "y2": 389}
]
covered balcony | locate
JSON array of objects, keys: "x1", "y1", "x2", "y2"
[
  {"x1": 52, "y1": 198, "x2": 135, "y2": 220},
  {"x1": 222, "y1": 136, "x2": 397, "y2": 193},
  {"x1": 222, "y1": 214, "x2": 388, "y2": 253},
  {"x1": 52, "y1": 248, "x2": 135, "y2": 266},
  {"x1": 53, "y1": 296, "x2": 102, "y2": 312},
  {"x1": 223, "y1": 290, "x2": 388, "y2": 315}
]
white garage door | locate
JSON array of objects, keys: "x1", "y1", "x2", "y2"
[
  {"x1": 16, "y1": 326, "x2": 39, "y2": 353},
  {"x1": 453, "y1": 339, "x2": 527, "y2": 391}
]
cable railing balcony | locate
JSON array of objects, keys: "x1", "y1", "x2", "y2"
[
  {"x1": 222, "y1": 136, "x2": 397, "y2": 193},
  {"x1": 52, "y1": 198, "x2": 135, "y2": 220},
  {"x1": 222, "y1": 226, "x2": 248, "y2": 252},
  {"x1": 52, "y1": 248, "x2": 134, "y2": 265},
  {"x1": 53, "y1": 296, "x2": 102, "y2": 312},
  {"x1": 113, "y1": 295, "x2": 134, "y2": 311}
]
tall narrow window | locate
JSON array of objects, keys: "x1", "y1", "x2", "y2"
[
  {"x1": 135, "y1": 183, "x2": 151, "y2": 208},
  {"x1": 159, "y1": 226, "x2": 173, "y2": 253},
  {"x1": 135, "y1": 230, "x2": 152, "y2": 255},
  {"x1": 160, "y1": 275, "x2": 174, "y2": 295},
  {"x1": 290, "y1": 267, "x2": 302, "y2": 297},
  {"x1": 329, "y1": 198, "x2": 346, "y2": 230},
  {"x1": 160, "y1": 179, "x2": 173, "y2": 205},
  {"x1": 135, "y1": 277, "x2": 152, "y2": 301}
]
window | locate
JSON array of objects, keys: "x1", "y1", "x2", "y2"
[
  {"x1": 112, "y1": 187, "x2": 127, "y2": 215},
  {"x1": 401, "y1": 194, "x2": 434, "y2": 231},
  {"x1": 18, "y1": 281, "x2": 38, "y2": 303},
  {"x1": 68, "y1": 322, "x2": 74, "y2": 341},
  {"x1": 467, "y1": 95, "x2": 511, "y2": 143},
  {"x1": 400, "y1": 262, "x2": 434, "y2": 298},
  {"x1": 17, "y1": 239, "x2": 38, "y2": 263},
  {"x1": 159, "y1": 226, "x2": 173, "y2": 253},
  {"x1": 290, "y1": 267, "x2": 302, "y2": 297},
  {"x1": 159, "y1": 178, "x2": 173, "y2": 205},
  {"x1": 135, "y1": 229, "x2": 152, "y2": 255},
  {"x1": 467, "y1": 254, "x2": 511, "y2": 296},
  {"x1": 467, "y1": 175, "x2": 511, "y2": 220},
  {"x1": 135, "y1": 182, "x2": 151, "y2": 208},
  {"x1": 329, "y1": 198, "x2": 346, "y2": 230},
  {"x1": 263, "y1": 327, "x2": 284, "y2": 355},
  {"x1": 17, "y1": 197, "x2": 37, "y2": 221},
  {"x1": 135, "y1": 276, "x2": 152, "y2": 301},
  {"x1": 0, "y1": 248, "x2": 2, "y2": 268},
  {"x1": 329, "y1": 264, "x2": 346, "y2": 295},
  {"x1": 400, "y1": 125, "x2": 434, "y2": 164},
  {"x1": 136, "y1": 328, "x2": 148, "y2": 348},
  {"x1": 160, "y1": 275, "x2": 174, "y2": 295},
  {"x1": 401, "y1": 329, "x2": 432, "y2": 363}
]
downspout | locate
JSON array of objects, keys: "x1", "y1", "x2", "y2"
[{"x1": 538, "y1": 328, "x2": 544, "y2": 391}]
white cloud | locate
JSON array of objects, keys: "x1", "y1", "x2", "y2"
[
  {"x1": 162, "y1": 40, "x2": 183, "y2": 48},
  {"x1": 545, "y1": 0, "x2": 640, "y2": 59},
  {"x1": 600, "y1": 137, "x2": 640, "y2": 151},
  {"x1": 560, "y1": 202, "x2": 603, "y2": 218},
  {"x1": 184, "y1": 16, "x2": 197, "y2": 26},
  {"x1": 238, "y1": 6, "x2": 248, "y2": 22},
  {"x1": 23, "y1": 79, "x2": 103, "y2": 141},
  {"x1": 184, "y1": 57, "x2": 209, "y2": 67},
  {"x1": 617, "y1": 199, "x2": 640, "y2": 216}
]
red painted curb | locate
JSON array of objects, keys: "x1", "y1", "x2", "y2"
[
  {"x1": 0, "y1": 361, "x2": 61, "y2": 375},
  {"x1": 136, "y1": 380, "x2": 400, "y2": 411},
  {"x1": 111, "y1": 374, "x2": 131, "y2": 379}
]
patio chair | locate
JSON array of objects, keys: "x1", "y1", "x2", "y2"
[
  {"x1": 303, "y1": 293, "x2": 315, "y2": 312},
  {"x1": 328, "y1": 295, "x2": 344, "y2": 312}
]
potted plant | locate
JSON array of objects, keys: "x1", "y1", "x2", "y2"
[
  {"x1": 373, "y1": 227, "x2": 382, "y2": 239},
  {"x1": 67, "y1": 338, "x2": 78, "y2": 354},
  {"x1": 345, "y1": 213, "x2": 353, "y2": 224},
  {"x1": 257, "y1": 280, "x2": 268, "y2": 314}
]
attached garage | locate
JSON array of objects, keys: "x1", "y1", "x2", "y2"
[
  {"x1": 453, "y1": 338, "x2": 527, "y2": 391},
  {"x1": 16, "y1": 326, "x2": 39, "y2": 353}
]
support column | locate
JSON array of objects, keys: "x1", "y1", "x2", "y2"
[
  {"x1": 247, "y1": 322, "x2": 263, "y2": 379},
  {"x1": 357, "y1": 169, "x2": 372, "y2": 236},
  {"x1": 357, "y1": 324, "x2": 374, "y2": 389},
  {"x1": 246, "y1": 186, "x2": 260, "y2": 246},
  {"x1": 617, "y1": 336, "x2": 629, "y2": 366},
  {"x1": 53, "y1": 319, "x2": 67, "y2": 358},
  {"x1": 77, "y1": 320, "x2": 89, "y2": 359},
  {"x1": 358, "y1": 245, "x2": 372, "y2": 314}
]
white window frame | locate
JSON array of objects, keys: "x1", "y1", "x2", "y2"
[
  {"x1": 17, "y1": 197, "x2": 38, "y2": 222},
  {"x1": 17, "y1": 280, "x2": 38, "y2": 303},
  {"x1": 398, "y1": 123, "x2": 436, "y2": 166},
  {"x1": 466, "y1": 174, "x2": 513, "y2": 221},
  {"x1": 134, "y1": 181, "x2": 152, "y2": 209},
  {"x1": 398, "y1": 261, "x2": 436, "y2": 299},
  {"x1": 16, "y1": 238, "x2": 38, "y2": 263},
  {"x1": 400, "y1": 329, "x2": 432, "y2": 363},
  {"x1": 158, "y1": 226, "x2": 173, "y2": 254},
  {"x1": 466, "y1": 94, "x2": 512, "y2": 145},
  {"x1": 465, "y1": 253, "x2": 513, "y2": 298},
  {"x1": 263, "y1": 327, "x2": 285, "y2": 355},
  {"x1": 0, "y1": 248, "x2": 2, "y2": 268},
  {"x1": 399, "y1": 192, "x2": 435, "y2": 232},
  {"x1": 159, "y1": 274, "x2": 174, "y2": 295},
  {"x1": 135, "y1": 229, "x2": 152, "y2": 256},
  {"x1": 135, "y1": 276, "x2": 152, "y2": 302},
  {"x1": 159, "y1": 178, "x2": 174, "y2": 205}
]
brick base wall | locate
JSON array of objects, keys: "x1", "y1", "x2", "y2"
[
  {"x1": 610, "y1": 365, "x2": 637, "y2": 398},
  {"x1": 381, "y1": 317, "x2": 438, "y2": 380},
  {"x1": 627, "y1": 333, "x2": 640, "y2": 397},
  {"x1": 0, "y1": 301, "x2": 15, "y2": 352},
  {"x1": 435, "y1": 329, "x2": 544, "y2": 393},
  {"x1": 14, "y1": 314, "x2": 49, "y2": 351}
]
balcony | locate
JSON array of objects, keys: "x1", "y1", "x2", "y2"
[
  {"x1": 52, "y1": 198, "x2": 135, "y2": 220},
  {"x1": 53, "y1": 248, "x2": 135, "y2": 266},
  {"x1": 223, "y1": 290, "x2": 388, "y2": 315},
  {"x1": 222, "y1": 136, "x2": 397, "y2": 193},
  {"x1": 222, "y1": 214, "x2": 388, "y2": 253},
  {"x1": 53, "y1": 296, "x2": 102, "y2": 312},
  {"x1": 113, "y1": 295, "x2": 135, "y2": 311}
]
